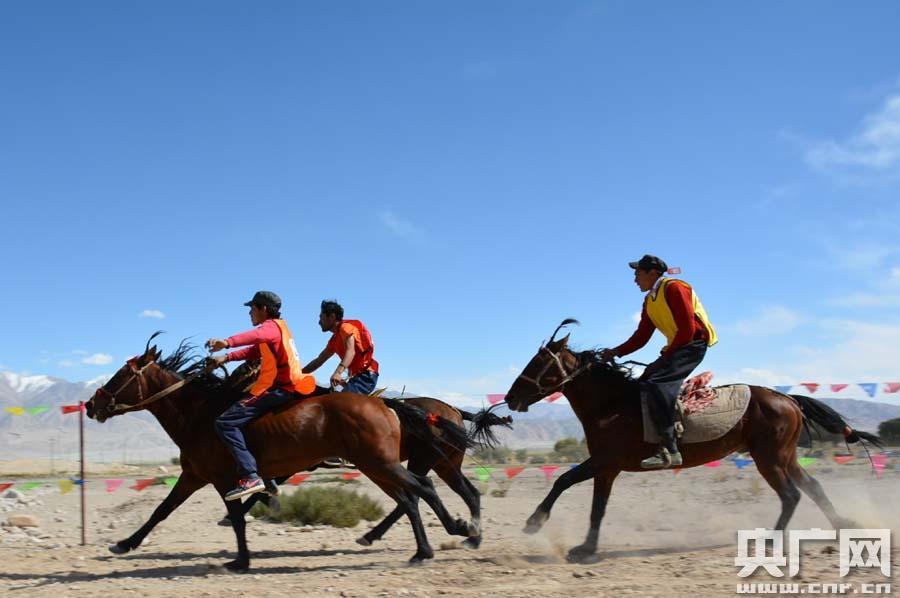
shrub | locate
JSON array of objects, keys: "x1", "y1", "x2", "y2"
[{"x1": 250, "y1": 486, "x2": 384, "y2": 528}]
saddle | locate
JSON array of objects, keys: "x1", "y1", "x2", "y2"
[{"x1": 641, "y1": 372, "x2": 751, "y2": 445}]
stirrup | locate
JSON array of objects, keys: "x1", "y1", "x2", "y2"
[{"x1": 641, "y1": 447, "x2": 680, "y2": 470}]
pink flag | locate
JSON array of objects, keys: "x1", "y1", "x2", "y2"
[
  {"x1": 666, "y1": 267, "x2": 682, "y2": 275},
  {"x1": 833, "y1": 455, "x2": 855, "y2": 465},
  {"x1": 505, "y1": 467, "x2": 525, "y2": 480},
  {"x1": 884, "y1": 382, "x2": 900, "y2": 394},
  {"x1": 539, "y1": 465, "x2": 559, "y2": 481},
  {"x1": 286, "y1": 473, "x2": 309, "y2": 485},
  {"x1": 703, "y1": 460, "x2": 721, "y2": 468},
  {"x1": 342, "y1": 472, "x2": 361, "y2": 480},
  {"x1": 544, "y1": 392, "x2": 564, "y2": 403},
  {"x1": 872, "y1": 454, "x2": 887, "y2": 478},
  {"x1": 486, "y1": 394, "x2": 506, "y2": 405},
  {"x1": 130, "y1": 478, "x2": 155, "y2": 491},
  {"x1": 800, "y1": 383, "x2": 819, "y2": 394},
  {"x1": 105, "y1": 479, "x2": 124, "y2": 493},
  {"x1": 830, "y1": 384, "x2": 849, "y2": 393}
]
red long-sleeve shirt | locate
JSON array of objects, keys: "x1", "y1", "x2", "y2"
[
  {"x1": 613, "y1": 280, "x2": 709, "y2": 358},
  {"x1": 224, "y1": 319, "x2": 283, "y2": 363}
]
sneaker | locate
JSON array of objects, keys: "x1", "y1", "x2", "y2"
[
  {"x1": 224, "y1": 476, "x2": 266, "y2": 501},
  {"x1": 640, "y1": 447, "x2": 681, "y2": 470}
]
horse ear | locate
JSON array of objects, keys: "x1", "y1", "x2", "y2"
[
  {"x1": 139, "y1": 345, "x2": 160, "y2": 365},
  {"x1": 559, "y1": 333, "x2": 571, "y2": 347}
]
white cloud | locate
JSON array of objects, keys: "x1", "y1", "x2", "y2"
[
  {"x1": 58, "y1": 360, "x2": 75, "y2": 368},
  {"x1": 732, "y1": 306, "x2": 803, "y2": 336},
  {"x1": 82, "y1": 353, "x2": 113, "y2": 366},
  {"x1": 805, "y1": 94, "x2": 900, "y2": 179},
  {"x1": 379, "y1": 210, "x2": 424, "y2": 241},
  {"x1": 139, "y1": 309, "x2": 166, "y2": 319}
]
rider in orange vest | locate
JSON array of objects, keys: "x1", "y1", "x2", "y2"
[
  {"x1": 206, "y1": 291, "x2": 315, "y2": 501},
  {"x1": 599, "y1": 255, "x2": 717, "y2": 470},
  {"x1": 303, "y1": 300, "x2": 380, "y2": 395}
]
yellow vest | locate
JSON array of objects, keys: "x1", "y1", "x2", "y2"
[
  {"x1": 644, "y1": 278, "x2": 718, "y2": 353},
  {"x1": 250, "y1": 319, "x2": 316, "y2": 397}
]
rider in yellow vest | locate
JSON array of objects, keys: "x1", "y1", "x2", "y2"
[
  {"x1": 206, "y1": 291, "x2": 315, "y2": 500},
  {"x1": 600, "y1": 255, "x2": 717, "y2": 469}
]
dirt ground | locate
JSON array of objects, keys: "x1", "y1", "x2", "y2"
[{"x1": 0, "y1": 460, "x2": 897, "y2": 597}]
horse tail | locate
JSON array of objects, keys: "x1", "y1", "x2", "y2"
[
  {"x1": 790, "y1": 394, "x2": 883, "y2": 448},
  {"x1": 459, "y1": 405, "x2": 513, "y2": 449},
  {"x1": 383, "y1": 398, "x2": 473, "y2": 453}
]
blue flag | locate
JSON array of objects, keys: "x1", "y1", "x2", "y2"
[
  {"x1": 774, "y1": 385, "x2": 793, "y2": 394},
  {"x1": 859, "y1": 383, "x2": 877, "y2": 398},
  {"x1": 734, "y1": 458, "x2": 753, "y2": 470}
]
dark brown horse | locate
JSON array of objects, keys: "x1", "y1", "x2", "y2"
[
  {"x1": 503, "y1": 319, "x2": 881, "y2": 563},
  {"x1": 86, "y1": 340, "x2": 478, "y2": 569}
]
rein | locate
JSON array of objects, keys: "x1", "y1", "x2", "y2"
[
  {"x1": 515, "y1": 345, "x2": 592, "y2": 398},
  {"x1": 96, "y1": 359, "x2": 199, "y2": 415}
]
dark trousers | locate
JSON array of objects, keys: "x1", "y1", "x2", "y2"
[
  {"x1": 214, "y1": 388, "x2": 295, "y2": 479},
  {"x1": 343, "y1": 369, "x2": 378, "y2": 395},
  {"x1": 639, "y1": 340, "x2": 707, "y2": 450}
]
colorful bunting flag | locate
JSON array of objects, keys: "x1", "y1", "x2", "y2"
[
  {"x1": 4, "y1": 407, "x2": 25, "y2": 416},
  {"x1": 105, "y1": 479, "x2": 124, "y2": 493},
  {"x1": 58, "y1": 480, "x2": 74, "y2": 495},
  {"x1": 475, "y1": 466, "x2": 493, "y2": 483},
  {"x1": 666, "y1": 267, "x2": 682, "y2": 275},
  {"x1": 342, "y1": 472, "x2": 361, "y2": 480},
  {"x1": 130, "y1": 478, "x2": 155, "y2": 491},
  {"x1": 544, "y1": 392, "x2": 564, "y2": 403},
  {"x1": 774, "y1": 385, "x2": 792, "y2": 394},
  {"x1": 486, "y1": 394, "x2": 506, "y2": 406},
  {"x1": 734, "y1": 458, "x2": 753, "y2": 470},
  {"x1": 673, "y1": 468, "x2": 682, "y2": 475},
  {"x1": 286, "y1": 473, "x2": 309, "y2": 485},
  {"x1": 505, "y1": 467, "x2": 524, "y2": 480},
  {"x1": 859, "y1": 383, "x2": 877, "y2": 398},
  {"x1": 830, "y1": 384, "x2": 848, "y2": 393},
  {"x1": 163, "y1": 477, "x2": 177, "y2": 488},
  {"x1": 833, "y1": 455, "x2": 855, "y2": 465},
  {"x1": 20, "y1": 482, "x2": 41, "y2": 491},
  {"x1": 61, "y1": 404, "x2": 84, "y2": 414},
  {"x1": 704, "y1": 461, "x2": 721, "y2": 468},
  {"x1": 539, "y1": 465, "x2": 559, "y2": 481},
  {"x1": 798, "y1": 457, "x2": 818, "y2": 469},
  {"x1": 0, "y1": 483, "x2": 13, "y2": 493},
  {"x1": 871, "y1": 454, "x2": 887, "y2": 478},
  {"x1": 884, "y1": 382, "x2": 900, "y2": 394},
  {"x1": 27, "y1": 406, "x2": 49, "y2": 415},
  {"x1": 800, "y1": 383, "x2": 819, "y2": 394}
]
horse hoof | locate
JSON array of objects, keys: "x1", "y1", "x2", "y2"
[
  {"x1": 524, "y1": 511, "x2": 548, "y2": 534},
  {"x1": 224, "y1": 559, "x2": 250, "y2": 572},
  {"x1": 462, "y1": 536, "x2": 482, "y2": 550},
  {"x1": 108, "y1": 542, "x2": 132, "y2": 555},
  {"x1": 356, "y1": 536, "x2": 373, "y2": 547},
  {"x1": 217, "y1": 517, "x2": 233, "y2": 527},
  {"x1": 566, "y1": 546, "x2": 599, "y2": 564},
  {"x1": 408, "y1": 550, "x2": 434, "y2": 564}
]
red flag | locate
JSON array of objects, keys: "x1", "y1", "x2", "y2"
[
  {"x1": 61, "y1": 404, "x2": 84, "y2": 414},
  {"x1": 830, "y1": 384, "x2": 849, "y2": 393},
  {"x1": 0, "y1": 483, "x2": 12, "y2": 493},
  {"x1": 130, "y1": 478, "x2": 155, "y2": 491},
  {"x1": 539, "y1": 465, "x2": 559, "y2": 481},
  {"x1": 544, "y1": 392, "x2": 564, "y2": 403},
  {"x1": 286, "y1": 473, "x2": 309, "y2": 485},
  {"x1": 486, "y1": 394, "x2": 505, "y2": 405},
  {"x1": 666, "y1": 267, "x2": 682, "y2": 275},
  {"x1": 342, "y1": 472, "x2": 361, "y2": 480},
  {"x1": 673, "y1": 468, "x2": 682, "y2": 475},
  {"x1": 833, "y1": 455, "x2": 855, "y2": 465},
  {"x1": 703, "y1": 460, "x2": 721, "y2": 468},
  {"x1": 800, "y1": 383, "x2": 819, "y2": 394},
  {"x1": 505, "y1": 467, "x2": 525, "y2": 480},
  {"x1": 884, "y1": 382, "x2": 900, "y2": 394}
]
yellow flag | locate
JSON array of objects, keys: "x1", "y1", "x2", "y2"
[
  {"x1": 59, "y1": 479, "x2": 75, "y2": 495},
  {"x1": 5, "y1": 407, "x2": 25, "y2": 416}
]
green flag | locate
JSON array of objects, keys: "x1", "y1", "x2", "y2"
[
  {"x1": 28, "y1": 406, "x2": 49, "y2": 416},
  {"x1": 798, "y1": 457, "x2": 817, "y2": 469},
  {"x1": 475, "y1": 466, "x2": 493, "y2": 483},
  {"x1": 20, "y1": 482, "x2": 41, "y2": 491},
  {"x1": 164, "y1": 477, "x2": 177, "y2": 488}
]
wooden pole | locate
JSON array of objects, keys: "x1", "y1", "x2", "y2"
[{"x1": 79, "y1": 400, "x2": 86, "y2": 546}]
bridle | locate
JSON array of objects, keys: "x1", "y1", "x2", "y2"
[
  {"x1": 515, "y1": 344, "x2": 591, "y2": 398},
  {"x1": 94, "y1": 357, "x2": 194, "y2": 416}
]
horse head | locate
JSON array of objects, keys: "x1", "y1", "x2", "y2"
[
  {"x1": 504, "y1": 318, "x2": 581, "y2": 412},
  {"x1": 86, "y1": 340, "x2": 164, "y2": 423}
]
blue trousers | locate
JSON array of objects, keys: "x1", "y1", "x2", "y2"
[
  {"x1": 215, "y1": 388, "x2": 295, "y2": 479},
  {"x1": 344, "y1": 369, "x2": 379, "y2": 395}
]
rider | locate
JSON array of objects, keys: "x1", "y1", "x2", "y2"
[
  {"x1": 599, "y1": 255, "x2": 717, "y2": 469},
  {"x1": 207, "y1": 290, "x2": 315, "y2": 500},
  {"x1": 303, "y1": 300, "x2": 379, "y2": 395}
]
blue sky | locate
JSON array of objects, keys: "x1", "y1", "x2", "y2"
[{"x1": 2, "y1": 2, "x2": 900, "y2": 406}]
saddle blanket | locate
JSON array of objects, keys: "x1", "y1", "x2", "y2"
[{"x1": 641, "y1": 373, "x2": 751, "y2": 445}]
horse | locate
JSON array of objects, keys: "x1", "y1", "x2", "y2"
[
  {"x1": 231, "y1": 394, "x2": 512, "y2": 549},
  {"x1": 85, "y1": 338, "x2": 478, "y2": 569},
  {"x1": 503, "y1": 319, "x2": 881, "y2": 563}
]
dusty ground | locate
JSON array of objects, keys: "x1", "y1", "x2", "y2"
[{"x1": 0, "y1": 459, "x2": 897, "y2": 597}]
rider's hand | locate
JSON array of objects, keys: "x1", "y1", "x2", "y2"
[
  {"x1": 206, "y1": 338, "x2": 229, "y2": 352},
  {"x1": 599, "y1": 348, "x2": 616, "y2": 363},
  {"x1": 204, "y1": 354, "x2": 227, "y2": 373},
  {"x1": 330, "y1": 371, "x2": 345, "y2": 389}
]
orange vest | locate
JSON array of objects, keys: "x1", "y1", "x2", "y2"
[
  {"x1": 327, "y1": 319, "x2": 379, "y2": 377},
  {"x1": 250, "y1": 319, "x2": 316, "y2": 397}
]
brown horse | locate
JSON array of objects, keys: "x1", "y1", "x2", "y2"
[
  {"x1": 85, "y1": 340, "x2": 477, "y2": 569},
  {"x1": 503, "y1": 319, "x2": 881, "y2": 563}
]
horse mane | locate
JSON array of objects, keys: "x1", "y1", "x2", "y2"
[
  {"x1": 574, "y1": 349, "x2": 641, "y2": 389},
  {"x1": 151, "y1": 335, "x2": 252, "y2": 400}
]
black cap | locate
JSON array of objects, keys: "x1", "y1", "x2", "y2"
[
  {"x1": 243, "y1": 290, "x2": 281, "y2": 311},
  {"x1": 628, "y1": 255, "x2": 668, "y2": 273}
]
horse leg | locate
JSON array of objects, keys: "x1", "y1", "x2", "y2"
[
  {"x1": 525, "y1": 458, "x2": 593, "y2": 534},
  {"x1": 567, "y1": 470, "x2": 618, "y2": 563},
  {"x1": 787, "y1": 461, "x2": 855, "y2": 529},
  {"x1": 358, "y1": 457, "x2": 433, "y2": 547},
  {"x1": 222, "y1": 496, "x2": 251, "y2": 571},
  {"x1": 431, "y1": 458, "x2": 482, "y2": 549},
  {"x1": 754, "y1": 461, "x2": 802, "y2": 531},
  {"x1": 407, "y1": 471, "x2": 473, "y2": 540},
  {"x1": 109, "y1": 472, "x2": 204, "y2": 554}
]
